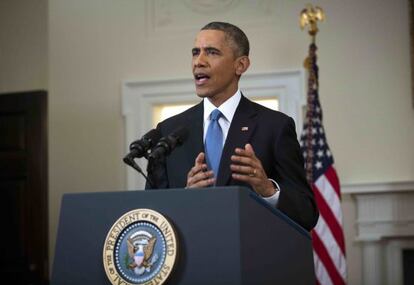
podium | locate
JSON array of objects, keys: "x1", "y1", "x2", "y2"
[{"x1": 51, "y1": 187, "x2": 315, "y2": 284}]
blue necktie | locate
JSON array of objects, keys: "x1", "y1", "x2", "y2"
[{"x1": 205, "y1": 109, "x2": 223, "y2": 177}]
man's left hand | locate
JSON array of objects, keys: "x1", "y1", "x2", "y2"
[{"x1": 230, "y1": 143, "x2": 276, "y2": 197}]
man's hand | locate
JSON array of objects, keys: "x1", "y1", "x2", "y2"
[
  {"x1": 230, "y1": 144, "x2": 276, "y2": 197},
  {"x1": 186, "y1": 152, "x2": 215, "y2": 188}
]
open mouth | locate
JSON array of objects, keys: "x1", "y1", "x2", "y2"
[{"x1": 194, "y1": 73, "x2": 210, "y2": 85}]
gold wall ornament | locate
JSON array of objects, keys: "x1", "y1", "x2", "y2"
[{"x1": 300, "y1": 4, "x2": 325, "y2": 40}]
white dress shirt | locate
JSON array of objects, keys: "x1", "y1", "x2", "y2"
[{"x1": 202, "y1": 90, "x2": 280, "y2": 206}]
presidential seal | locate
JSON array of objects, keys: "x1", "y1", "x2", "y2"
[{"x1": 103, "y1": 209, "x2": 178, "y2": 285}]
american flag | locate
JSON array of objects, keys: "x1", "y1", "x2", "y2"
[{"x1": 300, "y1": 43, "x2": 347, "y2": 285}]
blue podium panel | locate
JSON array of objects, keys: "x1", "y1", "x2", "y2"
[{"x1": 52, "y1": 187, "x2": 315, "y2": 285}]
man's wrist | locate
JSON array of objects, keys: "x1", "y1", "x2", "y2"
[
  {"x1": 261, "y1": 179, "x2": 279, "y2": 197},
  {"x1": 266, "y1": 179, "x2": 280, "y2": 195},
  {"x1": 261, "y1": 179, "x2": 281, "y2": 207}
]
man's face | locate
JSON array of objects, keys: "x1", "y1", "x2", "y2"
[{"x1": 192, "y1": 30, "x2": 240, "y2": 106}]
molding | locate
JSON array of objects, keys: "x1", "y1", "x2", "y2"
[
  {"x1": 354, "y1": 191, "x2": 414, "y2": 240},
  {"x1": 182, "y1": 0, "x2": 240, "y2": 15},
  {"x1": 350, "y1": 182, "x2": 414, "y2": 284},
  {"x1": 341, "y1": 181, "x2": 414, "y2": 194},
  {"x1": 386, "y1": 240, "x2": 414, "y2": 285},
  {"x1": 145, "y1": 0, "x2": 278, "y2": 39}
]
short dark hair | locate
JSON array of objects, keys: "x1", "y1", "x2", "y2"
[{"x1": 201, "y1": 22, "x2": 249, "y2": 57}]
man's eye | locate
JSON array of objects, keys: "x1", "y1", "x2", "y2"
[
  {"x1": 192, "y1": 50, "x2": 199, "y2": 56},
  {"x1": 207, "y1": 50, "x2": 218, "y2": 55}
]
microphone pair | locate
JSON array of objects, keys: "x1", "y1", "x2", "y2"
[{"x1": 123, "y1": 126, "x2": 188, "y2": 163}]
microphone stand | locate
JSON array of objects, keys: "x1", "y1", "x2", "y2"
[{"x1": 123, "y1": 155, "x2": 154, "y2": 188}]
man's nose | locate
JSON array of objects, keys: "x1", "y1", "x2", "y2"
[{"x1": 193, "y1": 52, "x2": 207, "y2": 67}]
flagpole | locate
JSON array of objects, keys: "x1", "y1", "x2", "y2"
[
  {"x1": 300, "y1": 5, "x2": 325, "y2": 184},
  {"x1": 299, "y1": 6, "x2": 348, "y2": 285}
]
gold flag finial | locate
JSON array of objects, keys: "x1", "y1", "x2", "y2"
[{"x1": 300, "y1": 4, "x2": 325, "y2": 40}]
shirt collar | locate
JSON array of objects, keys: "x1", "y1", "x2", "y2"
[{"x1": 203, "y1": 90, "x2": 242, "y2": 122}]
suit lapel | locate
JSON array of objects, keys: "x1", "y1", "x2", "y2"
[
  {"x1": 216, "y1": 96, "x2": 258, "y2": 185},
  {"x1": 184, "y1": 102, "x2": 204, "y2": 168}
]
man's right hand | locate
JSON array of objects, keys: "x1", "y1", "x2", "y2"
[{"x1": 186, "y1": 152, "x2": 215, "y2": 188}]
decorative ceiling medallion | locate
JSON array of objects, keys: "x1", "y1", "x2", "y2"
[{"x1": 182, "y1": 0, "x2": 240, "y2": 15}]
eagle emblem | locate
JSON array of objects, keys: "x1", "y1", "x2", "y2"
[
  {"x1": 126, "y1": 230, "x2": 158, "y2": 276},
  {"x1": 103, "y1": 209, "x2": 177, "y2": 285}
]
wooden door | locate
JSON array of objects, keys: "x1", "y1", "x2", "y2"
[{"x1": 0, "y1": 90, "x2": 48, "y2": 284}]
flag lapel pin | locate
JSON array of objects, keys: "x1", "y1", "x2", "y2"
[{"x1": 241, "y1": 127, "x2": 248, "y2": 131}]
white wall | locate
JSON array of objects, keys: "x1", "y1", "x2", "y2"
[
  {"x1": 1, "y1": 1, "x2": 413, "y2": 284},
  {"x1": 0, "y1": 0, "x2": 47, "y2": 92}
]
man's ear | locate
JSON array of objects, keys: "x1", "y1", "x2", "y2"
[{"x1": 235, "y1": 56, "x2": 250, "y2": 76}]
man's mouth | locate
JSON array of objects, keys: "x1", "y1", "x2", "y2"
[{"x1": 194, "y1": 73, "x2": 210, "y2": 85}]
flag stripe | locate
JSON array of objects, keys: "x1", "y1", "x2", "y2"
[
  {"x1": 315, "y1": 173, "x2": 343, "y2": 226},
  {"x1": 312, "y1": 232, "x2": 346, "y2": 285},
  {"x1": 313, "y1": 250, "x2": 334, "y2": 285},
  {"x1": 313, "y1": 182, "x2": 346, "y2": 253},
  {"x1": 314, "y1": 214, "x2": 347, "y2": 278},
  {"x1": 324, "y1": 166, "x2": 341, "y2": 198}
]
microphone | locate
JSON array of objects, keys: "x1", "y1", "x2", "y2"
[
  {"x1": 123, "y1": 129, "x2": 162, "y2": 188},
  {"x1": 123, "y1": 129, "x2": 162, "y2": 161},
  {"x1": 148, "y1": 126, "x2": 188, "y2": 160}
]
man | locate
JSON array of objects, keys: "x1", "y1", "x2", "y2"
[{"x1": 147, "y1": 22, "x2": 318, "y2": 231}]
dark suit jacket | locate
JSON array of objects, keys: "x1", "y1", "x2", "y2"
[{"x1": 147, "y1": 95, "x2": 318, "y2": 231}]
